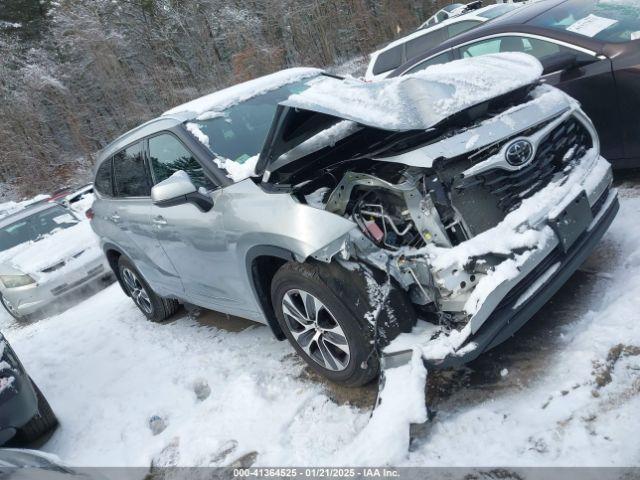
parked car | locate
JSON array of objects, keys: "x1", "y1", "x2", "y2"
[
  {"x1": 61, "y1": 183, "x2": 93, "y2": 207},
  {"x1": 390, "y1": 0, "x2": 640, "y2": 168},
  {"x1": 364, "y1": 2, "x2": 519, "y2": 80},
  {"x1": 0, "y1": 202, "x2": 110, "y2": 320},
  {"x1": 421, "y1": 2, "x2": 480, "y2": 28},
  {"x1": 0, "y1": 332, "x2": 57, "y2": 446},
  {"x1": 91, "y1": 59, "x2": 617, "y2": 386}
]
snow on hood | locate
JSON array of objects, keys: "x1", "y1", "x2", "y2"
[
  {"x1": 283, "y1": 53, "x2": 543, "y2": 131},
  {"x1": 163, "y1": 68, "x2": 322, "y2": 118},
  {"x1": 0, "y1": 220, "x2": 102, "y2": 279}
]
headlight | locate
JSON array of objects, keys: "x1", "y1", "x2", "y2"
[{"x1": 1, "y1": 274, "x2": 36, "y2": 288}]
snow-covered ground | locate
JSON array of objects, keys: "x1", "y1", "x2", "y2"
[{"x1": 1, "y1": 186, "x2": 639, "y2": 468}]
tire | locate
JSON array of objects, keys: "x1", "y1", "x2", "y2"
[
  {"x1": 271, "y1": 261, "x2": 416, "y2": 387},
  {"x1": 15, "y1": 378, "x2": 58, "y2": 444},
  {"x1": 118, "y1": 256, "x2": 179, "y2": 322},
  {"x1": 0, "y1": 293, "x2": 29, "y2": 321}
]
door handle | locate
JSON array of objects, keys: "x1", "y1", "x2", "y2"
[{"x1": 152, "y1": 216, "x2": 168, "y2": 226}]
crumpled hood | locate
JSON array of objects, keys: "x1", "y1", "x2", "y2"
[{"x1": 282, "y1": 52, "x2": 543, "y2": 131}]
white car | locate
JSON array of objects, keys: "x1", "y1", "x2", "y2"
[
  {"x1": 364, "y1": 2, "x2": 519, "y2": 80},
  {"x1": 421, "y1": 2, "x2": 472, "y2": 28},
  {"x1": 0, "y1": 202, "x2": 110, "y2": 320}
]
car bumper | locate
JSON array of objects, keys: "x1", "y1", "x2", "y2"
[
  {"x1": 1, "y1": 255, "x2": 110, "y2": 317},
  {"x1": 385, "y1": 155, "x2": 618, "y2": 368},
  {"x1": 0, "y1": 336, "x2": 38, "y2": 445}
]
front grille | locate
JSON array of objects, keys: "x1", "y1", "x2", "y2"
[{"x1": 461, "y1": 116, "x2": 592, "y2": 213}]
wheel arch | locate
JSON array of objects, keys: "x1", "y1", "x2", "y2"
[
  {"x1": 102, "y1": 243, "x2": 129, "y2": 297},
  {"x1": 245, "y1": 246, "x2": 298, "y2": 340}
]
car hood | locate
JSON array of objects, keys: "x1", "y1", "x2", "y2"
[
  {"x1": 257, "y1": 53, "x2": 543, "y2": 177},
  {"x1": 0, "y1": 221, "x2": 99, "y2": 278}
]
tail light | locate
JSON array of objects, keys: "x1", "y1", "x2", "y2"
[{"x1": 85, "y1": 208, "x2": 95, "y2": 220}]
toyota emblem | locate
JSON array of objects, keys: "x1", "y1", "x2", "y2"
[{"x1": 505, "y1": 139, "x2": 534, "y2": 166}]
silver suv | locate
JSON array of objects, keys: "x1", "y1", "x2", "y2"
[{"x1": 91, "y1": 58, "x2": 617, "y2": 386}]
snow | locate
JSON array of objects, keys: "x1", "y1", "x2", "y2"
[
  {"x1": 214, "y1": 154, "x2": 260, "y2": 182},
  {"x1": 414, "y1": 153, "x2": 607, "y2": 274},
  {"x1": 0, "y1": 195, "x2": 50, "y2": 220},
  {"x1": 0, "y1": 219, "x2": 103, "y2": 282},
  {"x1": 0, "y1": 187, "x2": 638, "y2": 468},
  {"x1": 185, "y1": 122, "x2": 210, "y2": 148},
  {"x1": 163, "y1": 68, "x2": 321, "y2": 117},
  {"x1": 338, "y1": 351, "x2": 427, "y2": 466},
  {"x1": 285, "y1": 53, "x2": 542, "y2": 131}
]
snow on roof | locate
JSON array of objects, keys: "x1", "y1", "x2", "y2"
[
  {"x1": 163, "y1": 68, "x2": 322, "y2": 118},
  {"x1": 284, "y1": 53, "x2": 543, "y2": 132}
]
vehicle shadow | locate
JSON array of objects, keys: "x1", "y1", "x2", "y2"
[{"x1": 4, "y1": 276, "x2": 116, "y2": 329}]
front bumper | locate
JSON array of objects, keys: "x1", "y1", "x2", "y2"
[
  {"x1": 433, "y1": 188, "x2": 617, "y2": 368},
  {"x1": 385, "y1": 154, "x2": 617, "y2": 368},
  {"x1": 0, "y1": 335, "x2": 38, "y2": 445},
  {"x1": 1, "y1": 255, "x2": 110, "y2": 317}
]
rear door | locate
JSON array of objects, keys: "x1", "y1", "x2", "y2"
[{"x1": 456, "y1": 34, "x2": 623, "y2": 160}]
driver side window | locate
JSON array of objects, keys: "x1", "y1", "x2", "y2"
[{"x1": 148, "y1": 133, "x2": 215, "y2": 190}]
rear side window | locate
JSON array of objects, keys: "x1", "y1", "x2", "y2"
[
  {"x1": 149, "y1": 133, "x2": 215, "y2": 190},
  {"x1": 372, "y1": 45, "x2": 404, "y2": 75},
  {"x1": 113, "y1": 142, "x2": 151, "y2": 197},
  {"x1": 94, "y1": 159, "x2": 113, "y2": 197},
  {"x1": 406, "y1": 30, "x2": 446, "y2": 59}
]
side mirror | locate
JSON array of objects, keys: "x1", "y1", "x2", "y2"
[{"x1": 151, "y1": 171, "x2": 213, "y2": 212}]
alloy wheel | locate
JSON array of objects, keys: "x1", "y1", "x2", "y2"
[
  {"x1": 121, "y1": 268, "x2": 153, "y2": 315},
  {"x1": 281, "y1": 289, "x2": 351, "y2": 371},
  {"x1": 1, "y1": 295, "x2": 21, "y2": 319}
]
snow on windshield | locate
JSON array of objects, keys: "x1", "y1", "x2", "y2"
[{"x1": 284, "y1": 53, "x2": 543, "y2": 131}]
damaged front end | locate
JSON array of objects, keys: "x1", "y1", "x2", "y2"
[{"x1": 256, "y1": 54, "x2": 618, "y2": 368}]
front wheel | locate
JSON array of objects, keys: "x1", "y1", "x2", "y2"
[
  {"x1": 0, "y1": 294, "x2": 28, "y2": 321},
  {"x1": 118, "y1": 257, "x2": 179, "y2": 322},
  {"x1": 271, "y1": 261, "x2": 416, "y2": 387}
]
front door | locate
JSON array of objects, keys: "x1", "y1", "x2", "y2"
[{"x1": 147, "y1": 132, "x2": 253, "y2": 315}]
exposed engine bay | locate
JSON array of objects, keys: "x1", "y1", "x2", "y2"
[
  {"x1": 258, "y1": 82, "x2": 608, "y2": 335},
  {"x1": 250, "y1": 59, "x2": 614, "y2": 361}
]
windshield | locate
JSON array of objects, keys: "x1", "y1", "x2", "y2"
[
  {"x1": 528, "y1": 0, "x2": 640, "y2": 43},
  {"x1": 187, "y1": 80, "x2": 311, "y2": 164},
  {"x1": 0, "y1": 206, "x2": 78, "y2": 252}
]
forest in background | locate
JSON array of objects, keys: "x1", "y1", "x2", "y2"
[{"x1": 1, "y1": 0, "x2": 452, "y2": 198}]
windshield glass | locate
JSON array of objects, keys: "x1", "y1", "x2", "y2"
[
  {"x1": 0, "y1": 206, "x2": 78, "y2": 252},
  {"x1": 528, "y1": 0, "x2": 640, "y2": 43},
  {"x1": 187, "y1": 80, "x2": 311, "y2": 164}
]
